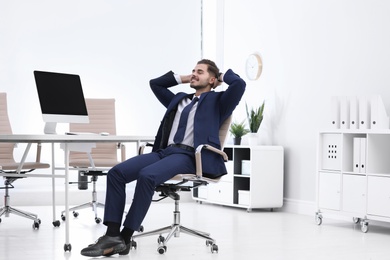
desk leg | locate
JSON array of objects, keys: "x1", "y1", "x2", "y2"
[
  {"x1": 64, "y1": 143, "x2": 71, "y2": 252},
  {"x1": 51, "y1": 143, "x2": 60, "y2": 227}
]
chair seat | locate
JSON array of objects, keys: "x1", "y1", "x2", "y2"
[
  {"x1": 0, "y1": 162, "x2": 50, "y2": 171},
  {"x1": 169, "y1": 174, "x2": 221, "y2": 184},
  {"x1": 69, "y1": 159, "x2": 120, "y2": 168}
]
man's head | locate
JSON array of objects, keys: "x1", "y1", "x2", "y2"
[{"x1": 190, "y1": 59, "x2": 220, "y2": 92}]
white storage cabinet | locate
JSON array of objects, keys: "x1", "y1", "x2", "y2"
[
  {"x1": 316, "y1": 130, "x2": 390, "y2": 232},
  {"x1": 192, "y1": 145, "x2": 284, "y2": 212}
]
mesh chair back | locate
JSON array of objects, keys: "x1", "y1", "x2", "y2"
[
  {"x1": 219, "y1": 115, "x2": 232, "y2": 149},
  {"x1": 0, "y1": 93, "x2": 16, "y2": 164},
  {"x1": 69, "y1": 98, "x2": 119, "y2": 167}
]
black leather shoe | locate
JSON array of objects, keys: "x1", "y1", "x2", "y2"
[
  {"x1": 80, "y1": 235, "x2": 126, "y2": 257},
  {"x1": 118, "y1": 243, "x2": 131, "y2": 255}
]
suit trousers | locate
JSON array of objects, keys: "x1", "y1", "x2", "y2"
[{"x1": 103, "y1": 146, "x2": 196, "y2": 231}]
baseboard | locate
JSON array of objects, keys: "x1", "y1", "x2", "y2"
[{"x1": 279, "y1": 198, "x2": 317, "y2": 216}]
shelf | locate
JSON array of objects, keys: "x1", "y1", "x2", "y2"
[{"x1": 193, "y1": 145, "x2": 284, "y2": 210}]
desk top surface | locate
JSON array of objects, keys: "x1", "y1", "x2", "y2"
[{"x1": 0, "y1": 134, "x2": 154, "y2": 143}]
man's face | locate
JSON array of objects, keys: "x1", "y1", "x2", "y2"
[{"x1": 190, "y1": 64, "x2": 215, "y2": 90}]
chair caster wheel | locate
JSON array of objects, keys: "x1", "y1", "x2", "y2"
[
  {"x1": 53, "y1": 220, "x2": 61, "y2": 227},
  {"x1": 138, "y1": 225, "x2": 144, "y2": 232},
  {"x1": 211, "y1": 244, "x2": 218, "y2": 253},
  {"x1": 72, "y1": 211, "x2": 79, "y2": 218},
  {"x1": 130, "y1": 240, "x2": 137, "y2": 250},
  {"x1": 61, "y1": 214, "x2": 66, "y2": 221},
  {"x1": 157, "y1": 245, "x2": 167, "y2": 254},
  {"x1": 64, "y1": 243, "x2": 72, "y2": 252},
  {"x1": 157, "y1": 235, "x2": 165, "y2": 244},
  {"x1": 32, "y1": 220, "x2": 40, "y2": 230},
  {"x1": 95, "y1": 217, "x2": 102, "y2": 224}
]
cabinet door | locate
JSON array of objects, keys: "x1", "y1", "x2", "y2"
[
  {"x1": 342, "y1": 174, "x2": 366, "y2": 214},
  {"x1": 318, "y1": 172, "x2": 341, "y2": 210},
  {"x1": 207, "y1": 181, "x2": 233, "y2": 204},
  {"x1": 367, "y1": 176, "x2": 390, "y2": 217}
]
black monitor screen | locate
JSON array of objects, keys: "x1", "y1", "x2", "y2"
[{"x1": 34, "y1": 71, "x2": 88, "y2": 116}]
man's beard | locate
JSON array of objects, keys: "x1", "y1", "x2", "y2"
[{"x1": 190, "y1": 83, "x2": 208, "y2": 90}]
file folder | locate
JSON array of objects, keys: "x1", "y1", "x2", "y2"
[
  {"x1": 353, "y1": 137, "x2": 366, "y2": 173},
  {"x1": 353, "y1": 138, "x2": 361, "y2": 173},
  {"x1": 358, "y1": 96, "x2": 370, "y2": 130},
  {"x1": 360, "y1": 138, "x2": 366, "y2": 173},
  {"x1": 339, "y1": 96, "x2": 349, "y2": 129},
  {"x1": 370, "y1": 95, "x2": 389, "y2": 130},
  {"x1": 330, "y1": 96, "x2": 340, "y2": 129},
  {"x1": 349, "y1": 96, "x2": 358, "y2": 130}
]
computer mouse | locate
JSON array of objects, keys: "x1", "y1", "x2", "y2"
[{"x1": 99, "y1": 132, "x2": 109, "y2": 136}]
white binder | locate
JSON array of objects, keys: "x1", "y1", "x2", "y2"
[
  {"x1": 339, "y1": 96, "x2": 349, "y2": 129},
  {"x1": 330, "y1": 96, "x2": 340, "y2": 129},
  {"x1": 360, "y1": 138, "x2": 366, "y2": 173},
  {"x1": 349, "y1": 96, "x2": 358, "y2": 130},
  {"x1": 353, "y1": 138, "x2": 361, "y2": 173},
  {"x1": 370, "y1": 95, "x2": 389, "y2": 130},
  {"x1": 353, "y1": 137, "x2": 366, "y2": 173},
  {"x1": 358, "y1": 96, "x2": 370, "y2": 130}
]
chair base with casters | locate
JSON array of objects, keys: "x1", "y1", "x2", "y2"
[
  {"x1": 131, "y1": 177, "x2": 219, "y2": 255},
  {"x1": 0, "y1": 177, "x2": 41, "y2": 229},
  {"x1": 61, "y1": 170, "x2": 105, "y2": 224}
]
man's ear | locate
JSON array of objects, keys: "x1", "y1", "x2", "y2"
[{"x1": 210, "y1": 77, "x2": 217, "y2": 89}]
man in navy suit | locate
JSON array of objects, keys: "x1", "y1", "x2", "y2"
[{"x1": 81, "y1": 59, "x2": 246, "y2": 257}]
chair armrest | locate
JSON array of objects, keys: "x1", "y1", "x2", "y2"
[
  {"x1": 35, "y1": 143, "x2": 43, "y2": 163},
  {"x1": 138, "y1": 142, "x2": 154, "y2": 155},
  {"x1": 118, "y1": 143, "x2": 126, "y2": 162},
  {"x1": 195, "y1": 144, "x2": 228, "y2": 178}
]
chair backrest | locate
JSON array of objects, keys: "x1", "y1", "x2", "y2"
[
  {"x1": 219, "y1": 115, "x2": 232, "y2": 149},
  {"x1": 0, "y1": 93, "x2": 16, "y2": 164},
  {"x1": 69, "y1": 98, "x2": 119, "y2": 167}
]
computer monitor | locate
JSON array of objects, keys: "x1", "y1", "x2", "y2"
[{"x1": 34, "y1": 70, "x2": 89, "y2": 134}]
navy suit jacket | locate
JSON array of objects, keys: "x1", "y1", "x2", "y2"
[{"x1": 150, "y1": 69, "x2": 246, "y2": 178}]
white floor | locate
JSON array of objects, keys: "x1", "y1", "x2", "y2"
[{"x1": 1, "y1": 202, "x2": 390, "y2": 260}]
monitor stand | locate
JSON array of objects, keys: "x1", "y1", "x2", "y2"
[{"x1": 44, "y1": 122, "x2": 57, "y2": 134}]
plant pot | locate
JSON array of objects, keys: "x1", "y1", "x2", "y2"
[
  {"x1": 233, "y1": 137, "x2": 242, "y2": 145},
  {"x1": 247, "y1": 133, "x2": 258, "y2": 146}
]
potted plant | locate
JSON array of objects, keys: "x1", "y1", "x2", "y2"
[
  {"x1": 229, "y1": 120, "x2": 250, "y2": 145},
  {"x1": 246, "y1": 101, "x2": 265, "y2": 145}
]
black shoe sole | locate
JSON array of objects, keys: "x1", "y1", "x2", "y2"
[
  {"x1": 118, "y1": 243, "x2": 131, "y2": 255},
  {"x1": 81, "y1": 244, "x2": 126, "y2": 257}
]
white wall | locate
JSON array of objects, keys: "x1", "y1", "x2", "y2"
[
  {"x1": 0, "y1": 0, "x2": 201, "y2": 205},
  {"x1": 3, "y1": 0, "x2": 390, "y2": 211},
  {"x1": 222, "y1": 0, "x2": 390, "y2": 208}
]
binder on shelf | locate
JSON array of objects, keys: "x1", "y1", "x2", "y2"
[
  {"x1": 349, "y1": 96, "x2": 358, "y2": 130},
  {"x1": 330, "y1": 96, "x2": 340, "y2": 129},
  {"x1": 353, "y1": 137, "x2": 366, "y2": 173},
  {"x1": 370, "y1": 95, "x2": 389, "y2": 130},
  {"x1": 360, "y1": 138, "x2": 366, "y2": 173},
  {"x1": 339, "y1": 96, "x2": 349, "y2": 129},
  {"x1": 358, "y1": 96, "x2": 370, "y2": 130},
  {"x1": 353, "y1": 138, "x2": 360, "y2": 173}
]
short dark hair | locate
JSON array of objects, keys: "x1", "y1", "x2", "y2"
[{"x1": 197, "y1": 59, "x2": 219, "y2": 78}]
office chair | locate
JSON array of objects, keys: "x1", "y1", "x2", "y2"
[
  {"x1": 0, "y1": 92, "x2": 50, "y2": 229},
  {"x1": 60, "y1": 98, "x2": 125, "y2": 224},
  {"x1": 131, "y1": 116, "x2": 232, "y2": 254}
]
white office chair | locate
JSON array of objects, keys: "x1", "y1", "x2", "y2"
[
  {"x1": 131, "y1": 116, "x2": 232, "y2": 254},
  {"x1": 0, "y1": 92, "x2": 50, "y2": 229},
  {"x1": 60, "y1": 98, "x2": 125, "y2": 224}
]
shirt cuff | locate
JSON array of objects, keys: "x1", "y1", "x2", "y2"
[{"x1": 174, "y1": 74, "x2": 182, "y2": 84}]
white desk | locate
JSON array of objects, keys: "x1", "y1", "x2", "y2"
[{"x1": 0, "y1": 134, "x2": 154, "y2": 252}]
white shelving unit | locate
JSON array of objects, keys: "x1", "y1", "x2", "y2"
[
  {"x1": 192, "y1": 145, "x2": 284, "y2": 212},
  {"x1": 316, "y1": 130, "x2": 390, "y2": 232}
]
